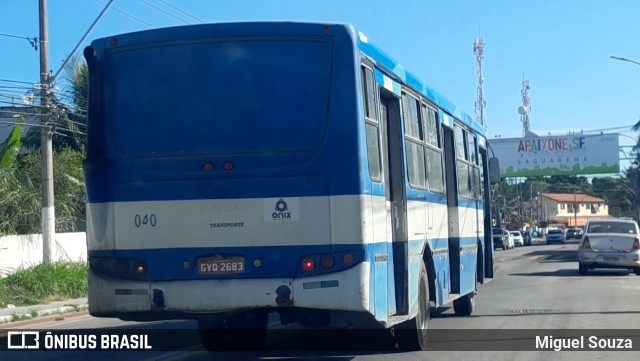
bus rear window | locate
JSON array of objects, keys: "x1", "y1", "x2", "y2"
[{"x1": 107, "y1": 39, "x2": 332, "y2": 156}]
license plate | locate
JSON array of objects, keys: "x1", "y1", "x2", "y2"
[
  {"x1": 603, "y1": 257, "x2": 618, "y2": 262},
  {"x1": 197, "y1": 256, "x2": 245, "y2": 274}
]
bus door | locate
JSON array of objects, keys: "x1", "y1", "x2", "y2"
[
  {"x1": 379, "y1": 89, "x2": 409, "y2": 315},
  {"x1": 479, "y1": 147, "x2": 494, "y2": 280},
  {"x1": 441, "y1": 123, "x2": 461, "y2": 296}
]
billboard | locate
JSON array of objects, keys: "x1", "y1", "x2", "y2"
[{"x1": 489, "y1": 133, "x2": 620, "y2": 177}]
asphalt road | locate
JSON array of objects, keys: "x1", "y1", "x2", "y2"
[{"x1": 3, "y1": 239, "x2": 640, "y2": 360}]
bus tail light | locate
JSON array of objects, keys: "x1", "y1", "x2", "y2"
[
  {"x1": 133, "y1": 261, "x2": 148, "y2": 275},
  {"x1": 301, "y1": 258, "x2": 315, "y2": 272},
  {"x1": 297, "y1": 250, "x2": 363, "y2": 276},
  {"x1": 581, "y1": 236, "x2": 591, "y2": 249},
  {"x1": 319, "y1": 254, "x2": 335, "y2": 269},
  {"x1": 90, "y1": 257, "x2": 148, "y2": 278},
  {"x1": 633, "y1": 237, "x2": 640, "y2": 250}
]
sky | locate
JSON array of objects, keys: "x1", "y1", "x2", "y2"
[{"x1": 1, "y1": 0, "x2": 640, "y2": 169}]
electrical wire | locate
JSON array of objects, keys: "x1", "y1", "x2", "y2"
[
  {"x1": 157, "y1": 0, "x2": 204, "y2": 23},
  {"x1": 95, "y1": 0, "x2": 155, "y2": 27},
  {"x1": 138, "y1": 0, "x2": 190, "y2": 24},
  {"x1": 0, "y1": 33, "x2": 38, "y2": 50}
]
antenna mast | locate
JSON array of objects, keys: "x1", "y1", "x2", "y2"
[
  {"x1": 473, "y1": 37, "x2": 486, "y2": 128},
  {"x1": 518, "y1": 78, "x2": 531, "y2": 137}
]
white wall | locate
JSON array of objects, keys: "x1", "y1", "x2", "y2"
[{"x1": 0, "y1": 232, "x2": 87, "y2": 278}]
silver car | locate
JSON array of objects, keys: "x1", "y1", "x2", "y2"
[
  {"x1": 546, "y1": 229, "x2": 565, "y2": 244},
  {"x1": 577, "y1": 219, "x2": 640, "y2": 275}
]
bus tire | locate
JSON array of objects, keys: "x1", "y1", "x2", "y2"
[
  {"x1": 198, "y1": 310, "x2": 268, "y2": 351},
  {"x1": 395, "y1": 263, "x2": 429, "y2": 351},
  {"x1": 453, "y1": 291, "x2": 475, "y2": 316}
]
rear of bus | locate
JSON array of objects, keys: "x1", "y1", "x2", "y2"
[{"x1": 83, "y1": 22, "x2": 371, "y2": 322}]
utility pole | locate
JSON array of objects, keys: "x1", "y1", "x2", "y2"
[
  {"x1": 573, "y1": 190, "x2": 578, "y2": 228},
  {"x1": 39, "y1": 0, "x2": 55, "y2": 263}
]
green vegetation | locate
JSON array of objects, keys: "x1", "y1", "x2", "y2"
[
  {"x1": 0, "y1": 262, "x2": 87, "y2": 307},
  {"x1": 0, "y1": 147, "x2": 86, "y2": 235},
  {"x1": 0, "y1": 57, "x2": 87, "y2": 236}
]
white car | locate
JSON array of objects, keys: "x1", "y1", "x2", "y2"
[
  {"x1": 492, "y1": 228, "x2": 514, "y2": 250},
  {"x1": 578, "y1": 219, "x2": 640, "y2": 275},
  {"x1": 510, "y1": 231, "x2": 524, "y2": 247}
]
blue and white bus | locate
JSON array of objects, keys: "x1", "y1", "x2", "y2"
[{"x1": 83, "y1": 21, "x2": 499, "y2": 350}]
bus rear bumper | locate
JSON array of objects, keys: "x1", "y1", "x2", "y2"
[{"x1": 88, "y1": 262, "x2": 370, "y2": 319}]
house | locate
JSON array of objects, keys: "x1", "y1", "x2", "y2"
[
  {"x1": 540, "y1": 193, "x2": 609, "y2": 228},
  {"x1": 0, "y1": 106, "x2": 40, "y2": 142}
]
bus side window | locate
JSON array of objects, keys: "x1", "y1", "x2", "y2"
[
  {"x1": 403, "y1": 93, "x2": 426, "y2": 189},
  {"x1": 423, "y1": 105, "x2": 444, "y2": 193},
  {"x1": 455, "y1": 125, "x2": 472, "y2": 198},
  {"x1": 362, "y1": 66, "x2": 382, "y2": 181}
]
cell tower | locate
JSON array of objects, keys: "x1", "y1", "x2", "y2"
[
  {"x1": 473, "y1": 37, "x2": 486, "y2": 128},
  {"x1": 518, "y1": 78, "x2": 531, "y2": 137}
]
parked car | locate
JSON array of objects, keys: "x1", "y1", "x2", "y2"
[
  {"x1": 510, "y1": 231, "x2": 524, "y2": 247},
  {"x1": 566, "y1": 228, "x2": 583, "y2": 240},
  {"x1": 492, "y1": 228, "x2": 514, "y2": 250},
  {"x1": 546, "y1": 229, "x2": 565, "y2": 244},
  {"x1": 578, "y1": 219, "x2": 640, "y2": 275},
  {"x1": 521, "y1": 230, "x2": 532, "y2": 245}
]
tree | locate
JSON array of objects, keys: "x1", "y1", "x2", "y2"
[
  {"x1": 21, "y1": 55, "x2": 87, "y2": 151},
  {"x1": 619, "y1": 167, "x2": 640, "y2": 221},
  {"x1": 0, "y1": 120, "x2": 23, "y2": 169},
  {"x1": 0, "y1": 148, "x2": 85, "y2": 235}
]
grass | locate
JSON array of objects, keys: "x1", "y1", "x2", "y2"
[
  {"x1": 0, "y1": 262, "x2": 87, "y2": 307},
  {"x1": 11, "y1": 313, "x2": 31, "y2": 322}
]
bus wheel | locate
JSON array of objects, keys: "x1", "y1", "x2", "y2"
[
  {"x1": 453, "y1": 291, "x2": 475, "y2": 316},
  {"x1": 396, "y1": 263, "x2": 429, "y2": 351},
  {"x1": 198, "y1": 310, "x2": 268, "y2": 351}
]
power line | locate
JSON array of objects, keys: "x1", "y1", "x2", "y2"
[
  {"x1": 157, "y1": 0, "x2": 204, "y2": 23},
  {"x1": 0, "y1": 119, "x2": 47, "y2": 128},
  {"x1": 138, "y1": 0, "x2": 190, "y2": 24},
  {"x1": 95, "y1": 0, "x2": 155, "y2": 27},
  {"x1": 580, "y1": 125, "x2": 635, "y2": 133},
  {"x1": 0, "y1": 33, "x2": 38, "y2": 50},
  {"x1": 0, "y1": 78, "x2": 37, "y2": 85},
  {"x1": 52, "y1": 0, "x2": 115, "y2": 81}
]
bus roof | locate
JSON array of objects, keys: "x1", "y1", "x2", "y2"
[{"x1": 355, "y1": 28, "x2": 485, "y2": 136}]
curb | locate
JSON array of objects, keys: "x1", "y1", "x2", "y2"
[{"x1": 0, "y1": 303, "x2": 88, "y2": 325}]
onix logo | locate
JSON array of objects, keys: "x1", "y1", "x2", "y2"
[
  {"x1": 275, "y1": 199, "x2": 288, "y2": 212},
  {"x1": 7, "y1": 331, "x2": 39, "y2": 349},
  {"x1": 272, "y1": 199, "x2": 292, "y2": 220}
]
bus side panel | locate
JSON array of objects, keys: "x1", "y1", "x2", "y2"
[
  {"x1": 407, "y1": 239, "x2": 424, "y2": 321},
  {"x1": 430, "y1": 202, "x2": 450, "y2": 307},
  {"x1": 368, "y1": 192, "x2": 391, "y2": 322},
  {"x1": 405, "y1": 194, "x2": 427, "y2": 317},
  {"x1": 458, "y1": 200, "x2": 479, "y2": 297},
  {"x1": 407, "y1": 197, "x2": 449, "y2": 316}
]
